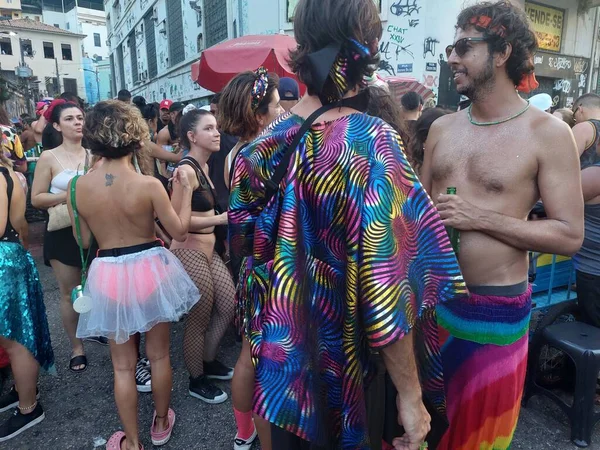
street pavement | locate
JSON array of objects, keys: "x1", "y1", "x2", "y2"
[{"x1": 2, "y1": 223, "x2": 599, "y2": 449}]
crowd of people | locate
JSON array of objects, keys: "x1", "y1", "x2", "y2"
[{"x1": 0, "y1": 0, "x2": 598, "y2": 449}]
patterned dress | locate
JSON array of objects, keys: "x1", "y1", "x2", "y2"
[{"x1": 229, "y1": 112, "x2": 467, "y2": 448}]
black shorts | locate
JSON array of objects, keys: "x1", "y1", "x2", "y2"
[
  {"x1": 43, "y1": 226, "x2": 97, "y2": 268},
  {"x1": 270, "y1": 425, "x2": 328, "y2": 450}
]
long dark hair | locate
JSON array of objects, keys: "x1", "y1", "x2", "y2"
[
  {"x1": 408, "y1": 108, "x2": 451, "y2": 174},
  {"x1": 289, "y1": 0, "x2": 381, "y2": 100},
  {"x1": 42, "y1": 101, "x2": 81, "y2": 150},
  {"x1": 178, "y1": 109, "x2": 213, "y2": 150},
  {"x1": 217, "y1": 71, "x2": 279, "y2": 140},
  {"x1": 365, "y1": 86, "x2": 403, "y2": 134}
]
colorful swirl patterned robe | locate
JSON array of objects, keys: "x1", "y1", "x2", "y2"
[{"x1": 229, "y1": 112, "x2": 467, "y2": 448}]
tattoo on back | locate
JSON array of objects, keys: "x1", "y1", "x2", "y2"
[{"x1": 105, "y1": 173, "x2": 116, "y2": 186}]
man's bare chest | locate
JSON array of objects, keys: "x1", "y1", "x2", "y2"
[{"x1": 431, "y1": 133, "x2": 537, "y2": 194}]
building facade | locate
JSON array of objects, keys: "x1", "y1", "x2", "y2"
[
  {"x1": 0, "y1": 18, "x2": 86, "y2": 112},
  {"x1": 17, "y1": 0, "x2": 109, "y2": 104},
  {"x1": 105, "y1": 0, "x2": 213, "y2": 104},
  {"x1": 103, "y1": 0, "x2": 599, "y2": 108}
]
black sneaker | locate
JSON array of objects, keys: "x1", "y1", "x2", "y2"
[
  {"x1": 0, "y1": 386, "x2": 40, "y2": 413},
  {"x1": 0, "y1": 403, "x2": 45, "y2": 442},
  {"x1": 188, "y1": 375, "x2": 228, "y2": 404},
  {"x1": 203, "y1": 360, "x2": 234, "y2": 381},
  {"x1": 135, "y1": 359, "x2": 152, "y2": 393}
]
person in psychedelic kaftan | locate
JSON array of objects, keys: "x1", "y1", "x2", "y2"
[{"x1": 228, "y1": 0, "x2": 467, "y2": 448}]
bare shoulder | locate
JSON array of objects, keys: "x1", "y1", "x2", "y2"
[
  {"x1": 529, "y1": 108, "x2": 572, "y2": 144},
  {"x1": 38, "y1": 149, "x2": 56, "y2": 163},
  {"x1": 528, "y1": 108, "x2": 577, "y2": 162},
  {"x1": 427, "y1": 110, "x2": 461, "y2": 143},
  {"x1": 140, "y1": 173, "x2": 164, "y2": 190},
  {"x1": 572, "y1": 121, "x2": 594, "y2": 135},
  {"x1": 157, "y1": 127, "x2": 170, "y2": 140}
]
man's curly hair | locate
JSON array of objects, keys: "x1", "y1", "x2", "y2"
[{"x1": 457, "y1": 1, "x2": 538, "y2": 88}]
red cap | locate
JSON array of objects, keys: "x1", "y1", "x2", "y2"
[{"x1": 160, "y1": 99, "x2": 173, "y2": 110}]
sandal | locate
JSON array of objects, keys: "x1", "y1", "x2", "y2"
[
  {"x1": 106, "y1": 431, "x2": 144, "y2": 450},
  {"x1": 69, "y1": 354, "x2": 87, "y2": 373}
]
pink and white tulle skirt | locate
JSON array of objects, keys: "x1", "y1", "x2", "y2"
[{"x1": 76, "y1": 241, "x2": 200, "y2": 344}]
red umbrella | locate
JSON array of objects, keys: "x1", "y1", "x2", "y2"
[
  {"x1": 385, "y1": 77, "x2": 435, "y2": 103},
  {"x1": 191, "y1": 34, "x2": 305, "y2": 94}
]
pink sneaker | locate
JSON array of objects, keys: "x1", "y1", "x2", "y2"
[{"x1": 150, "y1": 408, "x2": 175, "y2": 446}]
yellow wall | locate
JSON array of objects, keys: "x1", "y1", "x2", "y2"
[{"x1": 0, "y1": 0, "x2": 22, "y2": 10}]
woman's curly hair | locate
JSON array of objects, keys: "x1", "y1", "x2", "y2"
[
  {"x1": 456, "y1": 1, "x2": 538, "y2": 88},
  {"x1": 84, "y1": 100, "x2": 149, "y2": 159}
]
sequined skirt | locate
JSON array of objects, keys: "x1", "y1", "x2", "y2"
[{"x1": 0, "y1": 241, "x2": 56, "y2": 374}]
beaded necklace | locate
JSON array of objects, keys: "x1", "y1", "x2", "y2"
[{"x1": 467, "y1": 101, "x2": 531, "y2": 126}]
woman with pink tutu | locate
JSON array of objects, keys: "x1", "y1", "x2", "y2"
[{"x1": 67, "y1": 100, "x2": 200, "y2": 450}]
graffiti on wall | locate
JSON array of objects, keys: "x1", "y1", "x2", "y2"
[
  {"x1": 553, "y1": 79, "x2": 572, "y2": 94},
  {"x1": 390, "y1": 0, "x2": 421, "y2": 17},
  {"x1": 378, "y1": 0, "x2": 443, "y2": 93},
  {"x1": 423, "y1": 37, "x2": 439, "y2": 59}
]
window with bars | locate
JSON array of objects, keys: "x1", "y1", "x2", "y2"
[
  {"x1": 128, "y1": 33, "x2": 138, "y2": 82},
  {"x1": 144, "y1": 12, "x2": 157, "y2": 78},
  {"x1": 63, "y1": 78, "x2": 77, "y2": 95},
  {"x1": 94, "y1": 33, "x2": 101, "y2": 47},
  {"x1": 61, "y1": 43, "x2": 72, "y2": 60},
  {"x1": 0, "y1": 38, "x2": 12, "y2": 55},
  {"x1": 45, "y1": 77, "x2": 59, "y2": 97},
  {"x1": 204, "y1": 0, "x2": 228, "y2": 48},
  {"x1": 166, "y1": 0, "x2": 184, "y2": 66},
  {"x1": 43, "y1": 42, "x2": 55, "y2": 59}
]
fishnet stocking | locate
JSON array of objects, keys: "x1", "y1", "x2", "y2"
[
  {"x1": 171, "y1": 249, "x2": 235, "y2": 377},
  {"x1": 204, "y1": 253, "x2": 236, "y2": 361}
]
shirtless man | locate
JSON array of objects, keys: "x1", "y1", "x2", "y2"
[
  {"x1": 156, "y1": 102, "x2": 184, "y2": 148},
  {"x1": 420, "y1": 3, "x2": 584, "y2": 449},
  {"x1": 19, "y1": 119, "x2": 37, "y2": 154}
]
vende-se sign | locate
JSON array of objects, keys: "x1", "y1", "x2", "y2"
[{"x1": 524, "y1": 2, "x2": 564, "y2": 52}]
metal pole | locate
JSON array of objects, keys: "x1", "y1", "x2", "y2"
[
  {"x1": 19, "y1": 39, "x2": 32, "y2": 115},
  {"x1": 55, "y1": 57, "x2": 61, "y2": 94},
  {"x1": 95, "y1": 67, "x2": 100, "y2": 103}
]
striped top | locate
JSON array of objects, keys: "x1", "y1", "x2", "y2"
[{"x1": 229, "y1": 112, "x2": 466, "y2": 448}]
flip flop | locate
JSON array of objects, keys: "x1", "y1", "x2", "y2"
[
  {"x1": 106, "y1": 431, "x2": 144, "y2": 450},
  {"x1": 69, "y1": 355, "x2": 87, "y2": 373}
]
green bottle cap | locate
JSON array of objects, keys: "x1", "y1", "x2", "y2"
[{"x1": 447, "y1": 187, "x2": 457, "y2": 195}]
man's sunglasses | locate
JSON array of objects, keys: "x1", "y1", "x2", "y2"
[{"x1": 445, "y1": 37, "x2": 489, "y2": 59}]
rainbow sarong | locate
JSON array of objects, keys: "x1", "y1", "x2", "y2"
[{"x1": 436, "y1": 282, "x2": 532, "y2": 450}]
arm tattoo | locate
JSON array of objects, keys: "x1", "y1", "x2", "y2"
[{"x1": 105, "y1": 173, "x2": 116, "y2": 186}]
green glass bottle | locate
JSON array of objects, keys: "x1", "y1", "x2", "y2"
[{"x1": 445, "y1": 187, "x2": 460, "y2": 255}]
